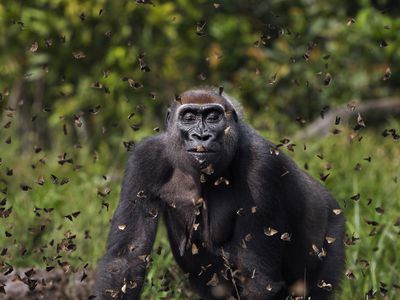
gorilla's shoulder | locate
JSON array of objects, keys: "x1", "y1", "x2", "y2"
[
  {"x1": 128, "y1": 134, "x2": 167, "y2": 158},
  {"x1": 238, "y1": 126, "x2": 283, "y2": 161},
  {"x1": 238, "y1": 126, "x2": 303, "y2": 178},
  {"x1": 125, "y1": 134, "x2": 172, "y2": 181}
]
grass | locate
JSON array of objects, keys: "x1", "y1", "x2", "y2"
[
  {"x1": 289, "y1": 125, "x2": 400, "y2": 299},
  {"x1": 0, "y1": 121, "x2": 399, "y2": 299}
]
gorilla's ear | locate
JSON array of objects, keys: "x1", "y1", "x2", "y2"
[
  {"x1": 165, "y1": 108, "x2": 171, "y2": 128},
  {"x1": 232, "y1": 110, "x2": 238, "y2": 122},
  {"x1": 227, "y1": 109, "x2": 238, "y2": 123}
]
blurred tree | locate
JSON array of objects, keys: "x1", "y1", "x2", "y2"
[{"x1": 0, "y1": 0, "x2": 399, "y2": 150}]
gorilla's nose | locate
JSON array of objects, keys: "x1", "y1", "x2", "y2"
[{"x1": 189, "y1": 132, "x2": 213, "y2": 142}]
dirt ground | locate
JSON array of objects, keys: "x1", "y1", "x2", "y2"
[{"x1": 0, "y1": 268, "x2": 95, "y2": 300}]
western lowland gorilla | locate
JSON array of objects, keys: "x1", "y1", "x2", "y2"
[{"x1": 95, "y1": 88, "x2": 345, "y2": 300}]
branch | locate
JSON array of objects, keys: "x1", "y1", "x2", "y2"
[{"x1": 294, "y1": 98, "x2": 400, "y2": 139}]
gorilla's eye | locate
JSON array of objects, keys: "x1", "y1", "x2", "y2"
[
  {"x1": 206, "y1": 111, "x2": 222, "y2": 123},
  {"x1": 181, "y1": 112, "x2": 197, "y2": 123}
]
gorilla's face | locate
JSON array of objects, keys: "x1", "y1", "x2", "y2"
[
  {"x1": 167, "y1": 102, "x2": 238, "y2": 173},
  {"x1": 166, "y1": 90, "x2": 240, "y2": 174},
  {"x1": 176, "y1": 103, "x2": 226, "y2": 167}
]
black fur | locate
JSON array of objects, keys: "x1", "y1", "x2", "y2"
[{"x1": 95, "y1": 89, "x2": 345, "y2": 300}]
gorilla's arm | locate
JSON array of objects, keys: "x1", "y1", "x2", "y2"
[
  {"x1": 222, "y1": 132, "x2": 289, "y2": 299},
  {"x1": 230, "y1": 211, "x2": 286, "y2": 300},
  {"x1": 229, "y1": 130, "x2": 342, "y2": 299},
  {"x1": 96, "y1": 137, "x2": 169, "y2": 300}
]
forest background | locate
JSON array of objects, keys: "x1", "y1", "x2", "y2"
[{"x1": 0, "y1": 0, "x2": 399, "y2": 299}]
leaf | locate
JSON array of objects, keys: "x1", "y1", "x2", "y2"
[
  {"x1": 332, "y1": 209, "x2": 342, "y2": 215},
  {"x1": 323, "y1": 73, "x2": 332, "y2": 86},
  {"x1": 72, "y1": 51, "x2": 86, "y2": 59},
  {"x1": 29, "y1": 41, "x2": 38, "y2": 52},
  {"x1": 280, "y1": 232, "x2": 291, "y2": 241},
  {"x1": 191, "y1": 243, "x2": 199, "y2": 255},
  {"x1": 264, "y1": 227, "x2": 278, "y2": 236},
  {"x1": 325, "y1": 236, "x2": 336, "y2": 244},
  {"x1": 383, "y1": 67, "x2": 391, "y2": 80}
]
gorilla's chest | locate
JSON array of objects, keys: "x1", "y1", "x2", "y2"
[{"x1": 160, "y1": 169, "x2": 237, "y2": 253}]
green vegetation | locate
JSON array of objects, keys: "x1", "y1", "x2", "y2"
[
  {"x1": 1, "y1": 123, "x2": 399, "y2": 299},
  {"x1": 0, "y1": 0, "x2": 399, "y2": 299}
]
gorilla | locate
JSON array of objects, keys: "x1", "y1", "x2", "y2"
[{"x1": 95, "y1": 88, "x2": 345, "y2": 300}]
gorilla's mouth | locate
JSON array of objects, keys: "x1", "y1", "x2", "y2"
[
  {"x1": 187, "y1": 148, "x2": 216, "y2": 154},
  {"x1": 187, "y1": 147, "x2": 217, "y2": 165},
  {"x1": 188, "y1": 153, "x2": 215, "y2": 165}
]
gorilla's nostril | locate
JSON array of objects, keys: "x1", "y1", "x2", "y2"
[
  {"x1": 191, "y1": 132, "x2": 212, "y2": 141},
  {"x1": 201, "y1": 134, "x2": 212, "y2": 141}
]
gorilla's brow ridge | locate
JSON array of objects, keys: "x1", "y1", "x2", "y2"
[{"x1": 176, "y1": 103, "x2": 226, "y2": 116}]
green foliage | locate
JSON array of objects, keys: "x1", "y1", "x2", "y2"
[
  {"x1": 1, "y1": 0, "x2": 399, "y2": 146},
  {"x1": 1, "y1": 124, "x2": 399, "y2": 299},
  {"x1": 290, "y1": 126, "x2": 400, "y2": 298},
  {"x1": 0, "y1": 0, "x2": 399, "y2": 299}
]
